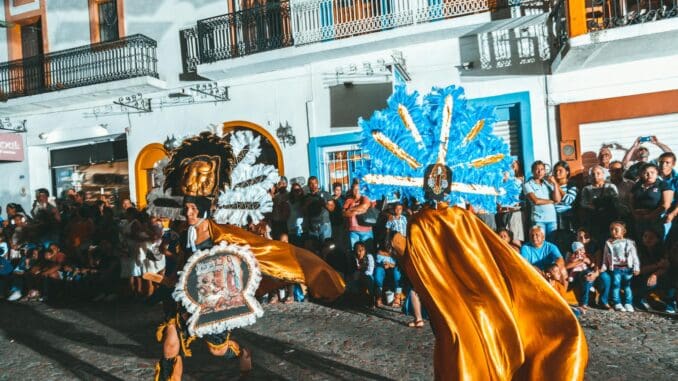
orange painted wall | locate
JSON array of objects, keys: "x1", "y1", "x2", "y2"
[{"x1": 559, "y1": 89, "x2": 678, "y2": 175}]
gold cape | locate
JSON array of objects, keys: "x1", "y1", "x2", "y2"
[
  {"x1": 403, "y1": 205, "x2": 588, "y2": 380},
  {"x1": 207, "y1": 220, "x2": 345, "y2": 301}
]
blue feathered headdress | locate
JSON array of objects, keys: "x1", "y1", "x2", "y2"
[{"x1": 353, "y1": 85, "x2": 520, "y2": 212}]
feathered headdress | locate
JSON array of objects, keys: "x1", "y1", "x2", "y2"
[
  {"x1": 213, "y1": 130, "x2": 279, "y2": 225},
  {"x1": 147, "y1": 130, "x2": 279, "y2": 226},
  {"x1": 354, "y1": 85, "x2": 520, "y2": 212}
]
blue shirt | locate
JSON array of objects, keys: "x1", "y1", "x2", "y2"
[
  {"x1": 663, "y1": 171, "x2": 678, "y2": 206},
  {"x1": 523, "y1": 179, "x2": 557, "y2": 223},
  {"x1": 520, "y1": 241, "x2": 562, "y2": 271}
]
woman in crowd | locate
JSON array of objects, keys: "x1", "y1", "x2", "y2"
[
  {"x1": 580, "y1": 165, "x2": 619, "y2": 242},
  {"x1": 597, "y1": 147, "x2": 613, "y2": 178},
  {"x1": 553, "y1": 161, "x2": 579, "y2": 232},
  {"x1": 523, "y1": 160, "x2": 560, "y2": 237},
  {"x1": 631, "y1": 163, "x2": 674, "y2": 241}
]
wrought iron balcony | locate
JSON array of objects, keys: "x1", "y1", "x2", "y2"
[
  {"x1": 196, "y1": 1, "x2": 294, "y2": 64},
  {"x1": 0, "y1": 34, "x2": 158, "y2": 101},
  {"x1": 292, "y1": 0, "x2": 501, "y2": 45},
  {"x1": 584, "y1": 0, "x2": 678, "y2": 31}
]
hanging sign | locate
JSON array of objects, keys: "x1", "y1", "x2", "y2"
[{"x1": 0, "y1": 133, "x2": 24, "y2": 162}]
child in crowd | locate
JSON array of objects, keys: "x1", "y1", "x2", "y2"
[
  {"x1": 566, "y1": 241, "x2": 598, "y2": 308},
  {"x1": 349, "y1": 241, "x2": 375, "y2": 305},
  {"x1": 385, "y1": 203, "x2": 407, "y2": 237},
  {"x1": 373, "y1": 236, "x2": 403, "y2": 308},
  {"x1": 544, "y1": 263, "x2": 568, "y2": 298},
  {"x1": 601, "y1": 221, "x2": 640, "y2": 312},
  {"x1": 497, "y1": 228, "x2": 521, "y2": 252}
]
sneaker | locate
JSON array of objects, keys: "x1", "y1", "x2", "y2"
[
  {"x1": 624, "y1": 304, "x2": 634, "y2": 312},
  {"x1": 638, "y1": 298, "x2": 651, "y2": 311},
  {"x1": 7, "y1": 290, "x2": 22, "y2": 301},
  {"x1": 614, "y1": 304, "x2": 625, "y2": 311},
  {"x1": 666, "y1": 301, "x2": 677, "y2": 314}
]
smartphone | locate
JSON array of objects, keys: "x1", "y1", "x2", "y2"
[{"x1": 639, "y1": 136, "x2": 652, "y2": 143}]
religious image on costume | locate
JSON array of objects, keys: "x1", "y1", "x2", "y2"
[{"x1": 173, "y1": 242, "x2": 263, "y2": 337}]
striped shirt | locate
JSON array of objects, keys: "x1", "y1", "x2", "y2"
[
  {"x1": 555, "y1": 183, "x2": 578, "y2": 214},
  {"x1": 386, "y1": 215, "x2": 408, "y2": 236}
]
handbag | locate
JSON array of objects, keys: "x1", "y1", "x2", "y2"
[{"x1": 357, "y1": 207, "x2": 379, "y2": 227}]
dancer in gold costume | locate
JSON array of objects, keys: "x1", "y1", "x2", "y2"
[{"x1": 357, "y1": 85, "x2": 588, "y2": 380}]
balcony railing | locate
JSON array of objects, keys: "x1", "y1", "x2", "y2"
[
  {"x1": 584, "y1": 0, "x2": 678, "y2": 31},
  {"x1": 0, "y1": 34, "x2": 157, "y2": 101},
  {"x1": 196, "y1": 1, "x2": 294, "y2": 64},
  {"x1": 179, "y1": 0, "x2": 550, "y2": 74},
  {"x1": 291, "y1": 0, "x2": 494, "y2": 45}
]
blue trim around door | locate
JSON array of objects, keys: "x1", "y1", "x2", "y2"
[
  {"x1": 308, "y1": 91, "x2": 533, "y2": 180},
  {"x1": 468, "y1": 91, "x2": 534, "y2": 174}
]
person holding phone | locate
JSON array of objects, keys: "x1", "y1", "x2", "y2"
[{"x1": 623, "y1": 136, "x2": 673, "y2": 181}]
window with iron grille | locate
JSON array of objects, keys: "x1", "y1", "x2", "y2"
[
  {"x1": 322, "y1": 147, "x2": 370, "y2": 191},
  {"x1": 98, "y1": 0, "x2": 119, "y2": 42}
]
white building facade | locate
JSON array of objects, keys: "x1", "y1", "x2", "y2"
[{"x1": 0, "y1": 0, "x2": 675, "y2": 212}]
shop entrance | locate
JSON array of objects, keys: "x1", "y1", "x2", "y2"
[{"x1": 50, "y1": 136, "x2": 129, "y2": 205}]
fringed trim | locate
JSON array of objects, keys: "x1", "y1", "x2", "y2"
[
  {"x1": 154, "y1": 356, "x2": 181, "y2": 381},
  {"x1": 155, "y1": 317, "x2": 177, "y2": 343},
  {"x1": 173, "y1": 242, "x2": 264, "y2": 337},
  {"x1": 206, "y1": 332, "x2": 241, "y2": 357},
  {"x1": 179, "y1": 330, "x2": 196, "y2": 358}
]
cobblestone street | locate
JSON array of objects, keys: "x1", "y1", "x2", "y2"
[{"x1": 0, "y1": 300, "x2": 676, "y2": 380}]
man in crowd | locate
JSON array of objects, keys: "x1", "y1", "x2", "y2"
[
  {"x1": 303, "y1": 176, "x2": 332, "y2": 247},
  {"x1": 270, "y1": 176, "x2": 290, "y2": 239},
  {"x1": 520, "y1": 225, "x2": 566, "y2": 280},
  {"x1": 623, "y1": 136, "x2": 673, "y2": 181},
  {"x1": 659, "y1": 152, "x2": 678, "y2": 243}
]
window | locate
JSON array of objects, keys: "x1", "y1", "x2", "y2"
[
  {"x1": 322, "y1": 147, "x2": 370, "y2": 191},
  {"x1": 330, "y1": 82, "x2": 392, "y2": 128},
  {"x1": 89, "y1": 0, "x2": 123, "y2": 43},
  {"x1": 98, "y1": 0, "x2": 119, "y2": 42}
]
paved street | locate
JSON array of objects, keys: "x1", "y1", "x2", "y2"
[{"x1": 0, "y1": 299, "x2": 676, "y2": 380}]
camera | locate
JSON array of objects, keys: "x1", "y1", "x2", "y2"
[{"x1": 639, "y1": 136, "x2": 652, "y2": 143}]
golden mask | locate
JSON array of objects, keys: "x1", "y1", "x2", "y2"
[{"x1": 180, "y1": 156, "x2": 220, "y2": 196}]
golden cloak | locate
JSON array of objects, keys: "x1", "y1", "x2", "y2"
[
  {"x1": 403, "y1": 205, "x2": 588, "y2": 380},
  {"x1": 207, "y1": 220, "x2": 345, "y2": 301}
]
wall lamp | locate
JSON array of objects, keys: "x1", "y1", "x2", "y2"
[{"x1": 276, "y1": 121, "x2": 296, "y2": 147}]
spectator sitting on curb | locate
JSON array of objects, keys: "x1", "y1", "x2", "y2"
[{"x1": 520, "y1": 225, "x2": 566, "y2": 282}]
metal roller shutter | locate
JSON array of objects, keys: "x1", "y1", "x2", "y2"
[
  {"x1": 579, "y1": 113, "x2": 678, "y2": 164},
  {"x1": 493, "y1": 120, "x2": 522, "y2": 160}
]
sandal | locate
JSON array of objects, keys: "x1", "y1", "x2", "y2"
[
  {"x1": 407, "y1": 320, "x2": 425, "y2": 328},
  {"x1": 392, "y1": 293, "x2": 404, "y2": 308},
  {"x1": 375, "y1": 297, "x2": 384, "y2": 307}
]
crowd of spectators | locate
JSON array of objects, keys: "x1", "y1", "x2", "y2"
[
  {"x1": 512, "y1": 136, "x2": 678, "y2": 314},
  {"x1": 1, "y1": 136, "x2": 676, "y2": 327}
]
